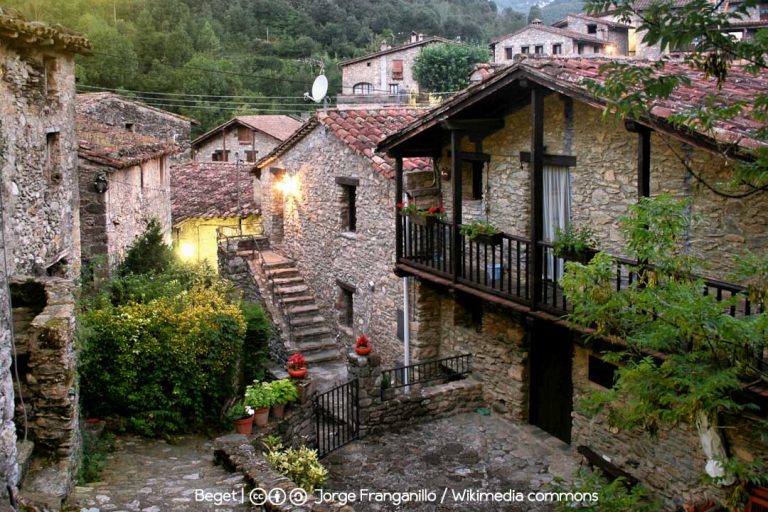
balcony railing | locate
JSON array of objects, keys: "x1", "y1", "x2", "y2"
[{"x1": 397, "y1": 213, "x2": 761, "y2": 319}]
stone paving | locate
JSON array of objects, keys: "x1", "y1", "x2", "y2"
[
  {"x1": 323, "y1": 412, "x2": 579, "y2": 512},
  {"x1": 65, "y1": 435, "x2": 254, "y2": 512}
]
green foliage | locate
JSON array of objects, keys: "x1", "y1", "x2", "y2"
[
  {"x1": 118, "y1": 219, "x2": 175, "y2": 277},
  {"x1": 550, "y1": 468, "x2": 660, "y2": 512},
  {"x1": 553, "y1": 223, "x2": 598, "y2": 257},
  {"x1": 734, "y1": 251, "x2": 768, "y2": 307},
  {"x1": 270, "y1": 379, "x2": 299, "y2": 405},
  {"x1": 77, "y1": 430, "x2": 115, "y2": 484},
  {"x1": 263, "y1": 437, "x2": 328, "y2": 493},
  {"x1": 244, "y1": 380, "x2": 276, "y2": 409},
  {"x1": 413, "y1": 43, "x2": 490, "y2": 93},
  {"x1": 240, "y1": 303, "x2": 272, "y2": 385},
  {"x1": 459, "y1": 219, "x2": 500, "y2": 240},
  {"x1": 225, "y1": 401, "x2": 253, "y2": 421}
]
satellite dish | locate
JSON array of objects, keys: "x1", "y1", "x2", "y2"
[{"x1": 305, "y1": 74, "x2": 328, "y2": 103}]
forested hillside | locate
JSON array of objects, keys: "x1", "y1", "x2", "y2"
[{"x1": 4, "y1": 0, "x2": 526, "y2": 132}]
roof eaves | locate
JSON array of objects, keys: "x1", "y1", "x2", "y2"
[{"x1": 253, "y1": 117, "x2": 320, "y2": 172}]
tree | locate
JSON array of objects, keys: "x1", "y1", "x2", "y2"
[
  {"x1": 412, "y1": 43, "x2": 489, "y2": 93},
  {"x1": 527, "y1": 4, "x2": 543, "y2": 23}
]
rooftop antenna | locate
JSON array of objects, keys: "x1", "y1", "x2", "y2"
[{"x1": 304, "y1": 72, "x2": 329, "y2": 113}]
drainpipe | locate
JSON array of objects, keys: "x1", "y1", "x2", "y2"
[{"x1": 403, "y1": 275, "x2": 410, "y2": 389}]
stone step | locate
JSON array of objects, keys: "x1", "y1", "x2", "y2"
[
  {"x1": 293, "y1": 325, "x2": 332, "y2": 341},
  {"x1": 260, "y1": 252, "x2": 295, "y2": 270},
  {"x1": 274, "y1": 285, "x2": 309, "y2": 297},
  {"x1": 302, "y1": 348, "x2": 340, "y2": 364},
  {"x1": 289, "y1": 315, "x2": 325, "y2": 327},
  {"x1": 266, "y1": 267, "x2": 300, "y2": 278},
  {"x1": 286, "y1": 304, "x2": 319, "y2": 316},
  {"x1": 279, "y1": 295, "x2": 315, "y2": 307},
  {"x1": 294, "y1": 338, "x2": 338, "y2": 353},
  {"x1": 17, "y1": 440, "x2": 33, "y2": 482},
  {"x1": 272, "y1": 276, "x2": 304, "y2": 286}
]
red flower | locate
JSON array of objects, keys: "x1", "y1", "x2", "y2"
[
  {"x1": 355, "y1": 335, "x2": 369, "y2": 347},
  {"x1": 438, "y1": 206, "x2": 445, "y2": 213},
  {"x1": 396, "y1": 202, "x2": 404, "y2": 209},
  {"x1": 428, "y1": 207, "x2": 438, "y2": 214},
  {"x1": 287, "y1": 353, "x2": 307, "y2": 370}
]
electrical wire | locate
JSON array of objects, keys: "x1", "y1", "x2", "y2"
[{"x1": 76, "y1": 83, "x2": 316, "y2": 100}]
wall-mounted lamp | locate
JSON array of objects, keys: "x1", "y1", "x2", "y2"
[
  {"x1": 93, "y1": 173, "x2": 109, "y2": 194},
  {"x1": 274, "y1": 174, "x2": 299, "y2": 197}
]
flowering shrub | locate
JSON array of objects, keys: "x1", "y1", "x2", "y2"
[
  {"x1": 287, "y1": 353, "x2": 307, "y2": 370},
  {"x1": 424, "y1": 206, "x2": 446, "y2": 219},
  {"x1": 263, "y1": 436, "x2": 328, "y2": 493},
  {"x1": 397, "y1": 200, "x2": 419, "y2": 215},
  {"x1": 355, "y1": 335, "x2": 369, "y2": 348}
]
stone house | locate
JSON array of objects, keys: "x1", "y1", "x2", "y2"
[
  {"x1": 78, "y1": 116, "x2": 178, "y2": 271},
  {"x1": 255, "y1": 108, "x2": 433, "y2": 367},
  {"x1": 339, "y1": 33, "x2": 452, "y2": 104},
  {"x1": 76, "y1": 92, "x2": 196, "y2": 161},
  {"x1": 0, "y1": 7, "x2": 91, "y2": 506},
  {"x1": 490, "y1": 18, "x2": 629, "y2": 62},
  {"x1": 192, "y1": 115, "x2": 302, "y2": 164},
  {"x1": 377, "y1": 58, "x2": 768, "y2": 508},
  {"x1": 171, "y1": 162, "x2": 261, "y2": 266}
]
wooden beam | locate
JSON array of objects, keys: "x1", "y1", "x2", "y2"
[
  {"x1": 451, "y1": 130, "x2": 463, "y2": 283},
  {"x1": 390, "y1": 148, "x2": 441, "y2": 158},
  {"x1": 529, "y1": 88, "x2": 545, "y2": 311},
  {"x1": 577, "y1": 446, "x2": 639, "y2": 488},
  {"x1": 395, "y1": 157, "x2": 404, "y2": 262},
  {"x1": 440, "y1": 119, "x2": 504, "y2": 132},
  {"x1": 637, "y1": 126, "x2": 651, "y2": 198},
  {"x1": 519, "y1": 151, "x2": 576, "y2": 168},
  {"x1": 456, "y1": 151, "x2": 491, "y2": 162},
  {"x1": 334, "y1": 176, "x2": 360, "y2": 186}
]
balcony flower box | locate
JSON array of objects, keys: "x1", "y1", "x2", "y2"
[{"x1": 474, "y1": 232, "x2": 503, "y2": 246}]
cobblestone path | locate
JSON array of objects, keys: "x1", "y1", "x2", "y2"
[
  {"x1": 66, "y1": 435, "x2": 253, "y2": 512},
  {"x1": 324, "y1": 412, "x2": 579, "y2": 511}
]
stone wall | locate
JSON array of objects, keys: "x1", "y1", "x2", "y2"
[
  {"x1": 341, "y1": 43, "x2": 427, "y2": 97},
  {"x1": 260, "y1": 126, "x2": 428, "y2": 367},
  {"x1": 194, "y1": 126, "x2": 281, "y2": 164},
  {"x1": 79, "y1": 156, "x2": 172, "y2": 269},
  {"x1": 493, "y1": 28, "x2": 604, "y2": 61},
  {"x1": 217, "y1": 235, "x2": 270, "y2": 304},
  {"x1": 439, "y1": 93, "x2": 768, "y2": 280}
]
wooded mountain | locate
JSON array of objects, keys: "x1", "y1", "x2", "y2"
[{"x1": 5, "y1": 0, "x2": 526, "y2": 133}]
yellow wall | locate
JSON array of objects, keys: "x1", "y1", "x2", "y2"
[{"x1": 174, "y1": 216, "x2": 262, "y2": 266}]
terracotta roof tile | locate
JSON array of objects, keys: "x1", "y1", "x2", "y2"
[
  {"x1": 171, "y1": 162, "x2": 258, "y2": 223},
  {"x1": 234, "y1": 115, "x2": 303, "y2": 141},
  {"x1": 339, "y1": 36, "x2": 453, "y2": 66},
  {"x1": 0, "y1": 7, "x2": 90, "y2": 53},
  {"x1": 77, "y1": 116, "x2": 178, "y2": 169},
  {"x1": 76, "y1": 92, "x2": 198, "y2": 125}
]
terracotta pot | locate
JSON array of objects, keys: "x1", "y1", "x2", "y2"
[
  {"x1": 272, "y1": 403, "x2": 286, "y2": 418},
  {"x1": 233, "y1": 415, "x2": 254, "y2": 435},
  {"x1": 253, "y1": 407, "x2": 270, "y2": 427},
  {"x1": 287, "y1": 367, "x2": 307, "y2": 379},
  {"x1": 355, "y1": 346, "x2": 372, "y2": 356}
]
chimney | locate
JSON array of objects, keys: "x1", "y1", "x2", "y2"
[
  {"x1": 380, "y1": 40, "x2": 390, "y2": 51},
  {"x1": 418, "y1": 33, "x2": 424, "y2": 41},
  {"x1": 410, "y1": 31, "x2": 418, "y2": 43},
  {"x1": 531, "y1": 18, "x2": 543, "y2": 24}
]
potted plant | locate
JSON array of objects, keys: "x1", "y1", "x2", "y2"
[
  {"x1": 354, "y1": 334, "x2": 372, "y2": 356},
  {"x1": 270, "y1": 379, "x2": 299, "y2": 418},
  {"x1": 287, "y1": 353, "x2": 308, "y2": 379},
  {"x1": 398, "y1": 202, "x2": 445, "y2": 227},
  {"x1": 244, "y1": 381, "x2": 276, "y2": 427},
  {"x1": 552, "y1": 223, "x2": 599, "y2": 263},
  {"x1": 226, "y1": 401, "x2": 255, "y2": 435},
  {"x1": 460, "y1": 219, "x2": 503, "y2": 245}
]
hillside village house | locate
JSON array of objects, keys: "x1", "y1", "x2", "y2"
[
  {"x1": 490, "y1": 17, "x2": 629, "y2": 61},
  {"x1": 192, "y1": 115, "x2": 302, "y2": 164},
  {"x1": 77, "y1": 116, "x2": 178, "y2": 272},
  {"x1": 377, "y1": 58, "x2": 768, "y2": 508},
  {"x1": 171, "y1": 161, "x2": 261, "y2": 265},
  {"x1": 76, "y1": 91, "x2": 197, "y2": 160},
  {"x1": 339, "y1": 33, "x2": 452, "y2": 105},
  {"x1": 255, "y1": 108, "x2": 434, "y2": 368},
  {"x1": 0, "y1": 8, "x2": 90, "y2": 507}
]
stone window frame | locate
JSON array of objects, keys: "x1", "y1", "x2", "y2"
[
  {"x1": 587, "y1": 23, "x2": 598, "y2": 34},
  {"x1": 352, "y1": 82, "x2": 374, "y2": 95},
  {"x1": 389, "y1": 83, "x2": 399, "y2": 95},
  {"x1": 392, "y1": 59, "x2": 404, "y2": 80},
  {"x1": 45, "y1": 130, "x2": 61, "y2": 184},
  {"x1": 212, "y1": 150, "x2": 230, "y2": 162},
  {"x1": 336, "y1": 279, "x2": 356, "y2": 329},
  {"x1": 552, "y1": 43, "x2": 562, "y2": 55},
  {"x1": 534, "y1": 45, "x2": 544, "y2": 55},
  {"x1": 336, "y1": 177, "x2": 359, "y2": 233},
  {"x1": 504, "y1": 47, "x2": 514, "y2": 60},
  {"x1": 245, "y1": 150, "x2": 257, "y2": 163}
]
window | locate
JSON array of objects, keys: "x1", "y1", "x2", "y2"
[
  {"x1": 587, "y1": 24, "x2": 597, "y2": 34},
  {"x1": 552, "y1": 43, "x2": 562, "y2": 55},
  {"x1": 578, "y1": 43, "x2": 584, "y2": 55},
  {"x1": 520, "y1": 46, "x2": 530, "y2": 54},
  {"x1": 125, "y1": 123, "x2": 135, "y2": 132},
  {"x1": 761, "y1": 3, "x2": 768, "y2": 19},
  {"x1": 389, "y1": 83, "x2": 399, "y2": 94},
  {"x1": 340, "y1": 185, "x2": 357, "y2": 232},
  {"x1": 212, "y1": 150, "x2": 230, "y2": 162},
  {"x1": 45, "y1": 132, "x2": 60, "y2": 183},
  {"x1": 392, "y1": 59, "x2": 404, "y2": 80},
  {"x1": 588, "y1": 355, "x2": 618, "y2": 388},
  {"x1": 237, "y1": 126, "x2": 252, "y2": 143},
  {"x1": 352, "y1": 82, "x2": 374, "y2": 95},
  {"x1": 245, "y1": 150, "x2": 257, "y2": 162},
  {"x1": 337, "y1": 282, "x2": 355, "y2": 328},
  {"x1": 44, "y1": 57, "x2": 58, "y2": 95},
  {"x1": 504, "y1": 47, "x2": 513, "y2": 60},
  {"x1": 462, "y1": 160, "x2": 484, "y2": 200},
  {"x1": 534, "y1": 45, "x2": 544, "y2": 55}
]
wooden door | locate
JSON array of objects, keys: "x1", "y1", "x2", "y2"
[{"x1": 529, "y1": 321, "x2": 573, "y2": 443}]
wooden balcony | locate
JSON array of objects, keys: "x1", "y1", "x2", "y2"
[{"x1": 396, "y1": 213, "x2": 761, "y2": 319}]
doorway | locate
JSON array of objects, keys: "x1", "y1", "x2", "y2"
[{"x1": 529, "y1": 320, "x2": 573, "y2": 443}]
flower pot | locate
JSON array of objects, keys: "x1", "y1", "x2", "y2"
[
  {"x1": 287, "y1": 367, "x2": 307, "y2": 379},
  {"x1": 253, "y1": 407, "x2": 270, "y2": 427},
  {"x1": 272, "y1": 403, "x2": 286, "y2": 418},
  {"x1": 559, "y1": 248, "x2": 598, "y2": 264},
  {"x1": 233, "y1": 415, "x2": 254, "y2": 435},
  {"x1": 474, "y1": 232, "x2": 503, "y2": 246},
  {"x1": 355, "y1": 346, "x2": 372, "y2": 356},
  {"x1": 409, "y1": 214, "x2": 437, "y2": 227}
]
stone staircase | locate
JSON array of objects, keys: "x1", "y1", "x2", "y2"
[{"x1": 251, "y1": 251, "x2": 343, "y2": 377}]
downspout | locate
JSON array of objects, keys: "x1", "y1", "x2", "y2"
[{"x1": 403, "y1": 275, "x2": 410, "y2": 388}]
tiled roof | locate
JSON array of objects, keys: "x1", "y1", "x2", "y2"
[
  {"x1": 378, "y1": 57, "x2": 768, "y2": 154},
  {"x1": 235, "y1": 115, "x2": 303, "y2": 141},
  {"x1": 77, "y1": 116, "x2": 178, "y2": 169},
  {"x1": 0, "y1": 7, "x2": 91, "y2": 53},
  {"x1": 340, "y1": 36, "x2": 454, "y2": 66},
  {"x1": 171, "y1": 162, "x2": 259, "y2": 223},
  {"x1": 552, "y1": 13, "x2": 631, "y2": 29},
  {"x1": 76, "y1": 92, "x2": 198, "y2": 125},
  {"x1": 256, "y1": 108, "x2": 432, "y2": 179},
  {"x1": 491, "y1": 24, "x2": 611, "y2": 45}
]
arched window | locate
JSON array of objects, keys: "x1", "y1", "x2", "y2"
[{"x1": 352, "y1": 82, "x2": 374, "y2": 95}]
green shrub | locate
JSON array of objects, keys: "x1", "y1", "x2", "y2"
[
  {"x1": 244, "y1": 380, "x2": 276, "y2": 409},
  {"x1": 240, "y1": 303, "x2": 272, "y2": 384},
  {"x1": 550, "y1": 468, "x2": 659, "y2": 511},
  {"x1": 77, "y1": 429, "x2": 115, "y2": 484},
  {"x1": 118, "y1": 218, "x2": 175, "y2": 276},
  {"x1": 270, "y1": 379, "x2": 299, "y2": 405},
  {"x1": 263, "y1": 437, "x2": 327, "y2": 493}
]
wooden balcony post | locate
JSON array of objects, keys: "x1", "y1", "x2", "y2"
[
  {"x1": 529, "y1": 87, "x2": 544, "y2": 310},
  {"x1": 395, "y1": 156, "x2": 404, "y2": 262},
  {"x1": 637, "y1": 125, "x2": 651, "y2": 199},
  {"x1": 451, "y1": 130, "x2": 463, "y2": 283}
]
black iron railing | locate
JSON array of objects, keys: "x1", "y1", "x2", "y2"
[
  {"x1": 460, "y1": 231, "x2": 530, "y2": 302},
  {"x1": 313, "y1": 378, "x2": 359, "y2": 457},
  {"x1": 380, "y1": 353, "x2": 472, "y2": 396}
]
